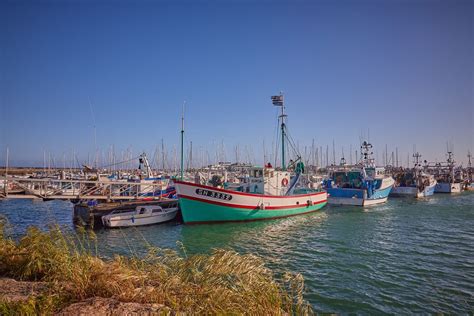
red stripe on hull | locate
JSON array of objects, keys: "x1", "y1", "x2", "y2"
[{"x1": 178, "y1": 194, "x2": 327, "y2": 210}]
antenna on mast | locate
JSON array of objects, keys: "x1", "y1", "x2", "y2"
[
  {"x1": 360, "y1": 141, "x2": 374, "y2": 167},
  {"x1": 413, "y1": 152, "x2": 422, "y2": 168}
]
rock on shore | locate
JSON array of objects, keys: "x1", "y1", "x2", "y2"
[
  {"x1": 0, "y1": 278, "x2": 170, "y2": 315},
  {"x1": 56, "y1": 297, "x2": 170, "y2": 315},
  {"x1": 0, "y1": 278, "x2": 48, "y2": 302}
]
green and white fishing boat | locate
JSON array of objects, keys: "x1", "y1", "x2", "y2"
[{"x1": 175, "y1": 94, "x2": 327, "y2": 223}]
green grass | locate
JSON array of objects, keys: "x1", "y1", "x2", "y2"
[{"x1": 0, "y1": 220, "x2": 313, "y2": 315}]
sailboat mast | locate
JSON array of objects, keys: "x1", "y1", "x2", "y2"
[
  {"x1": 161, "y1": 139, "x2": 165, "y2": 171},
  {"x1": 4, "y1": 147, "x2": 8, "y2": 196},
  {"x1": 468, "y1": 151, "x2": 472, "y2": 182},
  {"x1": 180, "y1": 101, "x2": 185, "y2": 180}
]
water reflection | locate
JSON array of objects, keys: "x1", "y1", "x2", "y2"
[
  {"x1": 179, "y1": 211, "x2": 328, "y2": 255},
  {"x1": 95, "y1": 221, "x2": 183, "y2": 257}
]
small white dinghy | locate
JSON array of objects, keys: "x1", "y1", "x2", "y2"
[{"x1": 102, "y1": 204, "x2": 179, "y2": 228}]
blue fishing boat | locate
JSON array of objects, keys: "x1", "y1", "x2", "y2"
[{"x1": 324, "y1": 141, "x2": 395, "y2": 206}]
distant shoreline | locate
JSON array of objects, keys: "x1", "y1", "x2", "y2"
[{"x1": 0, "y1": 167, "x2": 83, "y2": 176}]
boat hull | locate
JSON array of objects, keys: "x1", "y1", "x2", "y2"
[
  {"x1": 102, "y1": 209, "x2": 178, "y2": 228},
  {"x1": 327, "y1": 195, "x2": 388, "y2": 206},
  {"x1": 140, "y1": 186, "x2": 176, "y2": 198},
  {"x1": 434, "y1": 182, "x2": 462, "y2": 193},
  {"x1": 391, "y1": 183, "x2": 436, "y2": 198},
  {"x1": 327, "y1": 177, "x2": 394, "y2": 206},
  {"x1": 419, "y1": 184, "x2": 436, "y2": 197},
  {"x1": 175, "y1": 181, "x2": 327, "y2": 223}
]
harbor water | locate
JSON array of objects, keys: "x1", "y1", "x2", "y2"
[{"x1": 1, "y1": 193, "x2": 473, "y2": 313}]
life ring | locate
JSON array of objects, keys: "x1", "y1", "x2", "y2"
[{"x1": 281, "y1": 178, "x2": 289, "y2": 187}]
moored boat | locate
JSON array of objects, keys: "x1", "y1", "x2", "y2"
[
  {"x1": 175, "y1": 93, "x2": 327, "y2": 223},
  {"x1": 465, "y1": 183, "x2": 474, "y2": 191},
  {"x1": 123, "y1": 153, "x2": 176, "y2": 198},
  {"x1": 434, "y1": 182, "x2": 462, "y2": 193},
  {"x1": 463, "y1": 151, "x2": 473, "y2": 191},
  {"x1": 174, "y1": 170, "x2": 327, "y2": 223},
  {"x1": 391, "y1": 178, "x2": 437, "y2": 197},
  {"x1": 390, "y1": 152, "x2": 437, "y2": 198},
  {"x1": 101, "y1": 203, "x2": 179, "y2": 228},
  {"x1": 433, "y1": 151, "x2": 462, "y2": 193},
  {"x1": 324, "y1": 141, "x2": 395, "y2": 206}
]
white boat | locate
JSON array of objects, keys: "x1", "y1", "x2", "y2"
[
  {"x1": 464, "y1": 151, "x2": 473, "y2": 191},
  {"x1": 434, "y1": 182, "x2": 462, "y2": 193},
  {"x1": 124, "y1": 153, "x2": 176, "y2": 198},
  {"x1": 433, "y1": 151, "x2": 462, "y2": 194},
  {"x1": 101, "y1": 204, "x2": 179, "y2": 228},
  {"x1": 390, "y1": 153, "x2": 437, "y2": 198},
  {"x1": 391, "y1": 177, "x2": 437, "y2": 197}
]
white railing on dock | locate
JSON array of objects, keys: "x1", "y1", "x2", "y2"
[{"x1": 0, "y1": 176, "x2": 171, "y2": 201}]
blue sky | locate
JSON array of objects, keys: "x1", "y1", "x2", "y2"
[{"x1": 1, "y1": 0, "x2": 472, "y2": 168}]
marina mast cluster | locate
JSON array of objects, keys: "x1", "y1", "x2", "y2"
[{"x1": 1, "y1": 94, "x2": 472, "y2": 227}]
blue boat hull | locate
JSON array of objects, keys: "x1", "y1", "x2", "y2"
[{"x1": 327, "y1": 182, "x2": 394, "y2": 206}]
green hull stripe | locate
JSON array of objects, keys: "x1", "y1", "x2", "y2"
[{"x1": 179, "y1": 197, "x2": 327, "y2": 223}]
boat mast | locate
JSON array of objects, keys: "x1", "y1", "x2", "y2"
[
  {"x1": 272, "y1": 93, "x2": 286, "y2": 170},
  {"x1": 468, "y1": 151, "x2": 472, "y2": 182},
  {"x1": 180, "y1": 101, "x2": 185, "y2": 181},
  {"x1": 161, "y1": 139, "x2": 165, "y2": 172},
  {"x1": 446, "y1": 148, "x2": 455, "y2": 184},
  {"x1": 413, "y1": 152, "x2": 421, "y2": 168},
  {"x1": 4, "y1": 147, "x2": 8, "y2": 197},
  {"x1": 360, "y1": 141, "x2": 374, "y2": 167},
  {"x1": 413, "y1": 152, "x2": 422, "y2": 179},
  {"x1": 281, "y1": 104, "x2": 286, "y2": 170},
  {"x1": 139, "y1": 153, "x2": 153, "y2": 178}
]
